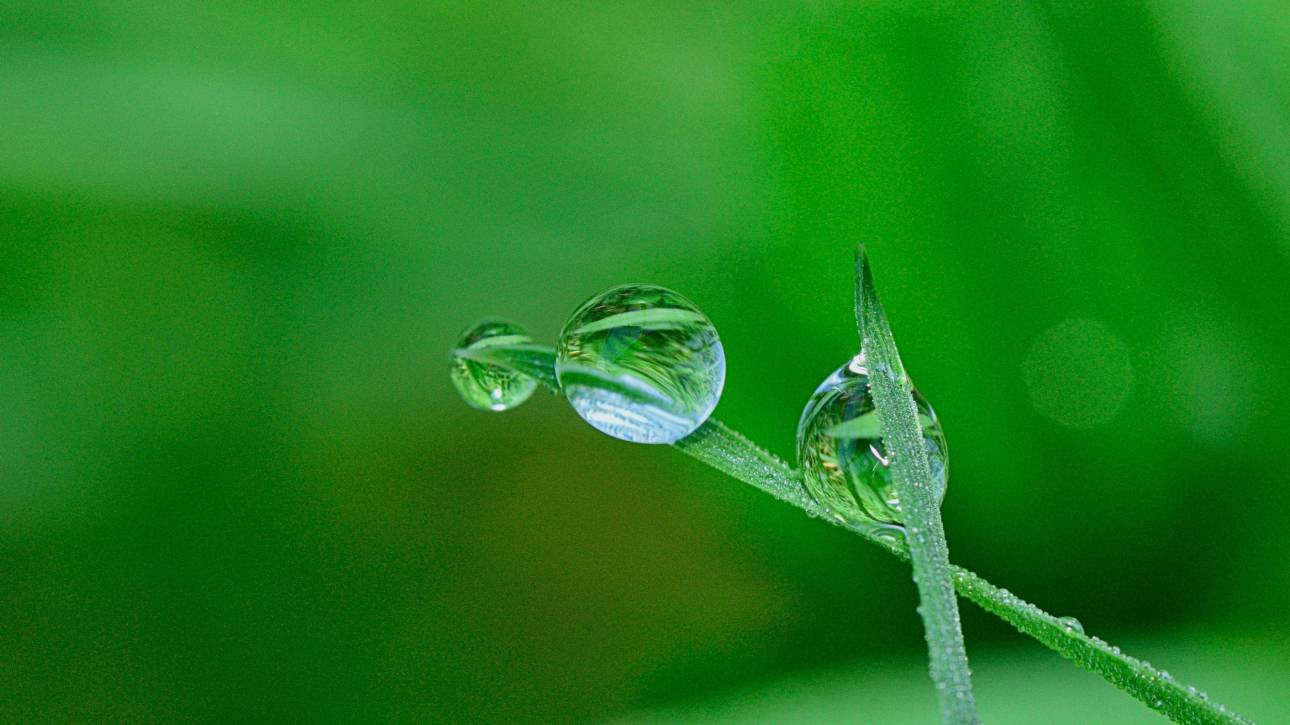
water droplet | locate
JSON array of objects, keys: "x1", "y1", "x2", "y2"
[
  {"x1": 871, "y1": 525, "x2": 906, "y2": 548},
  {"x1": 450, "y1": 319, "x2": 538, "y2": 411},
  {"x1": 796, "y1": 355, "x2": 948, "y2": 528},
  {"x1": 556, "y1": 284, "x2": 725, "y2": 444},
  {"x1": 1057, "y1": 616, "x2": 1084, "y2": 635}
]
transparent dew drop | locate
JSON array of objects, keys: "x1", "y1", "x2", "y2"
[
  {"x1": 1057, "y1": 616, "x2": 1085, "y2": 635},
  {"x1": 796, "y1": 353, "x2": 948, "y2": 532},
  {"x1": 449, "y1": 319, "x2": 539, "y2": 412},
  {"x1": 556, "y1": 284, "x2": 725, "y2": 444}
]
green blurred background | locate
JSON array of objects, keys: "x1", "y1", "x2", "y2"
[{"x1": 3, "y1": 2, "x2": 1288, "y2": 722}]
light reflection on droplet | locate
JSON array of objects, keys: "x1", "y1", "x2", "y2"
[
  {"x1": 796, "y1": 354, "x2": 948, "y2": 532},
  {"x1": 556, "y1": 284, "x2": 725, "y2": 444},
  {"x1": 449, "y1": 319, "x2": 538, "y2": 412}
]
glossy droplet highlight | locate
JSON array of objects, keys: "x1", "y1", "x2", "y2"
[
  {"x1": 450, "y1": 319, "x2": 538, "y2": 412},
  {"x1": 556, "y1": 284, "x2": 724, "y2": 444},
  {"x1": 1057, "y1": 616, "x2": 1084, "y2": 635},
  {"x1": 796, "y1": 354, "x2": 948, "y2": 530}
]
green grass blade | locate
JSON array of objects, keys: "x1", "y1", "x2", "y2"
[
  {"x1": 854, "y1": 247, "x2": 979, "y2": 724},
  {"x1": 460, "y1": 342, "x2": 1251, "y2": 724},
  {"x1": 950, "y1": 566, "x2": 1249, "y2": 724},
  {"x1": 672, "y1": 419, "x2": 826, "y2": 518}
]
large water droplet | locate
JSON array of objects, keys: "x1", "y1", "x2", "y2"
[
  {"x1": 556, "y1": 284, "x2": 725, "y2": 444},
  {"x1": 450, "y1": 319, "x2": 538, "y2": 412},
  {"x1": 796, "y1": 354, "x2": 948, "y2": 529}
]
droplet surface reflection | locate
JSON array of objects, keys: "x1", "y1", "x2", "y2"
[
  {"x1": 797, "y1": 354, "x2": 948, "y2": 530},
  {"x1": 450, "y1": 319, "x2": 538, "y2": 412},
  {"x1": 556, "y1": 284, "x2": 724, "y2": 444}
]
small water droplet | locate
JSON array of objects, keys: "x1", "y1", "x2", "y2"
[
  {"x1": 1057, "y1": 616, "x2": 1084, "y2": 635},
  {"x1": 795, "y1": 355, "x2": 948, "y2": 528},
  {"x1": 450, "y1": 319, "x2": 538, "y2": 412},
  {"x1": 872, "y1": 525, "x2": 907, "y2": 549},
  {"x1": 556, "y1": 284, "x2": 725, "y2": 444}
]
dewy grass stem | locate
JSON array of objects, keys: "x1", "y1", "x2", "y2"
[
  {"x1": 453, "y1": 335, "x2": 1250, "y2": 725},
  {"x1": 852, "y1": 247, "x2": 978, "y2": 723}
]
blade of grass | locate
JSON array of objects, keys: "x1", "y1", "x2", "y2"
[
  {"x1": 950, "y1": 565, "x2": 1247, "y2": 724},
  {"x1": 458, "y1": 344, "x2": 1251, "y2": 724},
  {"x1": 854, "y1": 246, "x2": 978, "y2": 723}
]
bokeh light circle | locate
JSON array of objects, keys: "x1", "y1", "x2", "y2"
[{"x1": 1023, "y1": 318, "x2": 1133, "y2": 429}]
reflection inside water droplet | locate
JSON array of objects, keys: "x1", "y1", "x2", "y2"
[
  {"x1": 796, "y1": 354, "x2": 948, "y2": 535},
  {"x1": 556, "y1": 284, "x2": 724, "y2": 444},
  {"x1": 450, "y1": 319, "x2": 538, "y2": 412}
]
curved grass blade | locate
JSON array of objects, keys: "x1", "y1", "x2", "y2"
[
  {"x1": 669, "y1": 416, "x2": 1249, "y2": 723},
  {"x1": 553, "y1": 364, "x2": 678, "y2": 409},
  {"x1": 465, "y1": 343, "x2": 1251, "y2": 724},
  {"x1": 672, "y1": 419, "x2": 828, "y2": 521},
  {"x1": 855, "y1": 246, "x2": 979, "y2": 724},
  {"x1": 950, "y1": 566, "x2": 1248, "y2": 724}
]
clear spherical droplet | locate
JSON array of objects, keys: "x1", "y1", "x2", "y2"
[
  {"x1": 450, "y1": 319, "x2": 538, "y2": 412},
  {"x1": 556, "y1": 284, "x2": 725, "y2": 444},
  {"x1": 796, "y1": 354, "x2": 948, "y2": 528}
]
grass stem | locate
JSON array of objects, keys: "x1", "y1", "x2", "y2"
[
  {"x1": 853, "y1": 247, "x2": 979, "y2": 723},
  {"x1": 454, "y1": 338, "x2": 1250, "y2": 724}
]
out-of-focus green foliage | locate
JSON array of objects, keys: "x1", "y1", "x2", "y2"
[{"x1": 1, "y1": 2, "x2": 1287, "y2": 722}]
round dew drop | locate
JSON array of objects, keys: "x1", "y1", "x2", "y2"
[
  {"x1": 796, "y1": 354, "x2": 948, "y2": 530},
  {"x1": 556, "y1": 284, "x2": 725, "y2": 444},
  {"x1": 449, "y1": 319, "x2": 539, "y2": 412}
]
